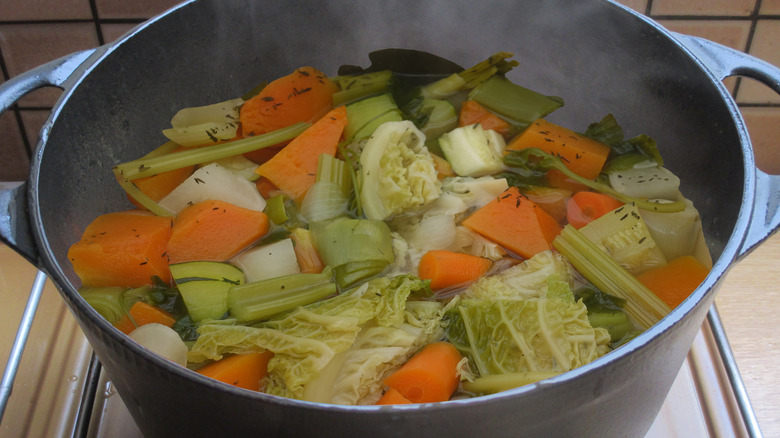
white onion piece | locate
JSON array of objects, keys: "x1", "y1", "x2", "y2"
[
  {"x1": 232, "y1": 238, "x2": 301, "y2": 282},
  {"x1": 608, "y1": 165, "x2": 681, "y2": 200},
  {"x1": 300, "y1": 181, "x2": 349, "y2": 222},
  {"x1": 129, "y1": 323, "x2": 188, "y2": 367},
  {"x1": 159, "y1": 163, "x2": 266, "y2": 214},
  {"x1": 407, "y1": 214, "x2": 457, "y2": 251}
]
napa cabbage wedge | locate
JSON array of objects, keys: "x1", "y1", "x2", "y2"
[
  {"x1": 358, "y1": 121, "x2": 441, "y2": 220},
  {"x1": 464, "y1": 250, "x2": 575, "y2": 300},
  {"x1": 187, "y1": 275, "x2": 437, "y2": 402}
]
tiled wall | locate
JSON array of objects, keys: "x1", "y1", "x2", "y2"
[{"x1": 1, "y1": 0, "x2": 779, "y2": 181}]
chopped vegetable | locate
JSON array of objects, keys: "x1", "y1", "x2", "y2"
[
  {"x1": 231, "y1": 238, "x2": 301, "y2": 282},
  {"x1": 331, "y1": 70, "x2": 393, "y2": 106},
  {"x1": 128, "y1": 161, "x2": 195, "y2": 208},
  {"x1": 78, "y1": 286, "x2": 129, "y2": 324},
  {"x1": 461, "y1": 187, "x2": 561, "y2": 259},
  {"x1": 114, "y1": 301, "x2": 176, "y2": 335},
  {"x1": 196, "y1": 351, "x2": 274, "y2": 391},
  {"x1": 128, "y1": 323, "x2": 188, "y2": 367},
  {"x1": 636, "y1": 255, "x2": 710, "y2": 308},
  {"x1": 383, "y1": 341, "x2": 463, "y2": 403},
  {"x1": 523, "y1": 186, "x2": 572, "y2": 224},
  {"x1": 166, "y1": 200, "x2": 270, "y2": 263},
  {"x1": 227, "y1": 267, "x2": 337, "y2": 323},
  {"x1": 578, "y1": 203, "x2": 667, "y2": 275},
  {"x1": 503, "y1": 148, "x2": 686, "y2": 213},
  {"x1": 566, "y1": 191, "x2": 625, "y2": 229},
  {"x1": 417, "y1": 250, "x2": 492, "y2": 290},
  {"x1": 158, "y1": 163, "x2": 267, "y2": 216},
  {"x1": 358, "y1": 120, "x2": 441, "y2": 220},
  {"x1": 438, "y1": 123, "x2": 507, "y2": 177},
  {"x1": 290, "y1": 228, "x2": 324, "y2": 274},
  {"x1": 444, "y1": 295, "x2": 610, "y2": 377},
  {"x1": 255, "y1": 106, "x2": 348, "y2": 201},
  {"x1": 506, "y1": 118, "x2": 611, "y2": 181},
  {"x1": 344, "y1": 93, "x2": 403, "y2": 140},
  {"x1": 68, "y1": 210, "x2": 173, "y2": 287},
  {"x1": 464, "y1": 250, "x2": 573, "y2": 301},
  {"x1": 607, "y1": 164, "x2": 681, "y2": 201},
  {"x1": 170, "y1": 261, "x2": 245, "y2": 322},
  {"x1": 553, "y1": 224, "x2": 671, "y2": 329},
  {"x1": 239, "y1": 66, "x2": 339, "y2": 137},
  {"x1": 458, "y1": 100, "x2": 511, "y2": 138},
  {"x1": 375, "y1": 387, "x2": 412, "y2": 405},
  {"x1": 468, "y1": 76, "x2": 563, "y2": 128},
  {"x1": 462, "y1": 372, "x2": 562, "y2": 395},
  {"x1": 163, "y1": 97, "x2": 244, "y2": 146}
]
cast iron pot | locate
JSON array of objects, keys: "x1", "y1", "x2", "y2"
[{"x1": 2, "y1": 1, "x2": 780, "y2": 436}]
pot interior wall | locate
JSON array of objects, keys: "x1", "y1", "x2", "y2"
[{"x1": 27, "y1": 0, "x2": 747, "y2": 436}]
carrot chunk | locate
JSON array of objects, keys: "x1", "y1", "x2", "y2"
[
  {"x1": 418, "y1": 250, "x2": 492, "y2": 290},
  {"x1": 462, "y1": 187, "x2": 562, "y2": 259},
  {"x1": 383, "y1": 342, "x2": 463, "y2": 404},
  {"x1": 506, "y1": 118, "x2": 611, "y2": 180},
  {"x1": 255, "y1": 106, "x2": 348, "y2": 201},
  {"x1": 566, "y1": 191, "x2": 624, "y2": 229},
  {"x1": 114, "y1": 301, "x2": 176, "y2": 335},
  {"x1": 239, "y1": 66, "x2": 339, "y2": 138},
  {"x1": 196, "y1": 351, "x2": 274, "y2": 392},
  {"x1": 636, "y1": 256, "x2": 710, "y2": 308},
  {"x1": 458, "y1": 100, "x2": 512, "y2": 137},
  {"x1": 166, "y1": 200, "x2": 270, "y2": 263},
  {"x1": 375, "y1": 387, "x2": 413, "y2": 405},
  {"x1": 68, "y1": 210, "x2": 173, "y2": 287}
]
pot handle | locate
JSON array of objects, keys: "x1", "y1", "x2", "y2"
[
  {"x1": 0, "y1": 49, "x2": 98, "y2": 264},
  {"x1": 673, "y1": 33, "x2": 780, "y2": 259}
]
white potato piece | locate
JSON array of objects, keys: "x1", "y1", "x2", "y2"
[{"x1": 232, "y1": 238, "x2": 301, "y2": 282}]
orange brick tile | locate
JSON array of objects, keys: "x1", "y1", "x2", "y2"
[
  {"x1": 740, "y1": 107, "x2": 780, "y2": 173},
  {"x1": 651, "y1": 0, "x2": 757, "y2": 16}
]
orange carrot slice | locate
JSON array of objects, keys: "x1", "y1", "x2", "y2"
[
  {"x1": 239, "y1": 66, "x2": 339, "y2": 138},
  {"x1": 196, "y1": 351, "x2": 274, "y2": 391},
  {"x1": 418, "y1": 250, "x2": 492, "y2": 290},
  {"x1": 255, "y1": 106, "x2": 348, "y2": 201},
  {"x1": 566, "y1": 191, "x2": 624, "y2": 229},
  {"x1": 375, "y1": 387, "x2": 413, "y2": 405},
  {"x1": 166, "y1": 200, "x2": 270, "y2": 263},
  {"x1": 462, "y1": 187, "x2": 562, "y2": 259},
  {"x1": 68, "y1": 210, "x2": 173, "y2": 287},
  {"x1": 636, "y1": 255, "x2": 710, "y2": 308},
  {"x1": 458, "y1": 100, "x2": 511, "y2": 137},
  {"x1": 506, "y1": 118, "x2": 611, "y2": 180},
  {"x1": 114, "y1": 301, "x2": 176, "y2": 335},
  {"x1": 383, "y1": 342, "x2": 463, "y2": 404}
]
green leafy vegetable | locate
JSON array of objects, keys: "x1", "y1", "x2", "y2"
[{"x1": 358, "y1": 120, "x2": 441, "y2": 220}]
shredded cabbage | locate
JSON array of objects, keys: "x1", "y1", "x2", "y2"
[{"x1": 359, "y1": 121, "x2": 441, "y2": 220}]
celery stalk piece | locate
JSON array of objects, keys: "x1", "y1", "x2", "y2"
[
  {"x1": 227, "y1": 267, "x2": 337, "y2": 322},
  {"x1": 301, "y1": 154, "x2": 352, "y2": 222},
  {"x1": 468, "y1": 76, "x2": 563, "y2": 128},
  {"x1": 331, "y1": 70, "x2": 393, "y2": 106},
  {"x1": 503, "y1": 148, "x2": 687, "y2": 213},
  {"x1": 114, "y1": 122, "x2": 309, "y2": 181},
  {"x1": 552, "y1": 225, "x2": 671, "y2": 329},
  {"x1": 420, "y1": 51, "x2": 518, "y2": 99},
  {"x1": 462, "y1": 372, "x2": 563, "y2": 395}
]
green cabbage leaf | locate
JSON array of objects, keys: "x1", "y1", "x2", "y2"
[{"x1": 187, "y1": 274, "x2": 438, "y2": 402}]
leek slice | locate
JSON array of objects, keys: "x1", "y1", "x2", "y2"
[
  {"x1": 344, "y1": 93, "x2": 403, "y2": 140},
  {"x1": 331, "y1": 70, "x2": 393, "y2": 106},
  {"x1": 79, "y1": 286, "x2": 128, "y2": 325},
  {"x1": 552, "y1": 225, "x2": 671, "y2": 329},
  {"x1": 170, "y1": 261, "x2": 245, "y2": 322}
]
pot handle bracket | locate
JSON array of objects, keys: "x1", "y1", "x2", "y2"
[
  {"x1": 0, "y1": 49, "x2": 98, "y2": 264},
  {"x1": 673, "y1": 33, "x2": 780, "y2": 259}
]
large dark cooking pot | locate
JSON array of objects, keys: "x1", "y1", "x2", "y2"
[{"x1": 2, "y1": 0, "x2": 780, "y2": 436}]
